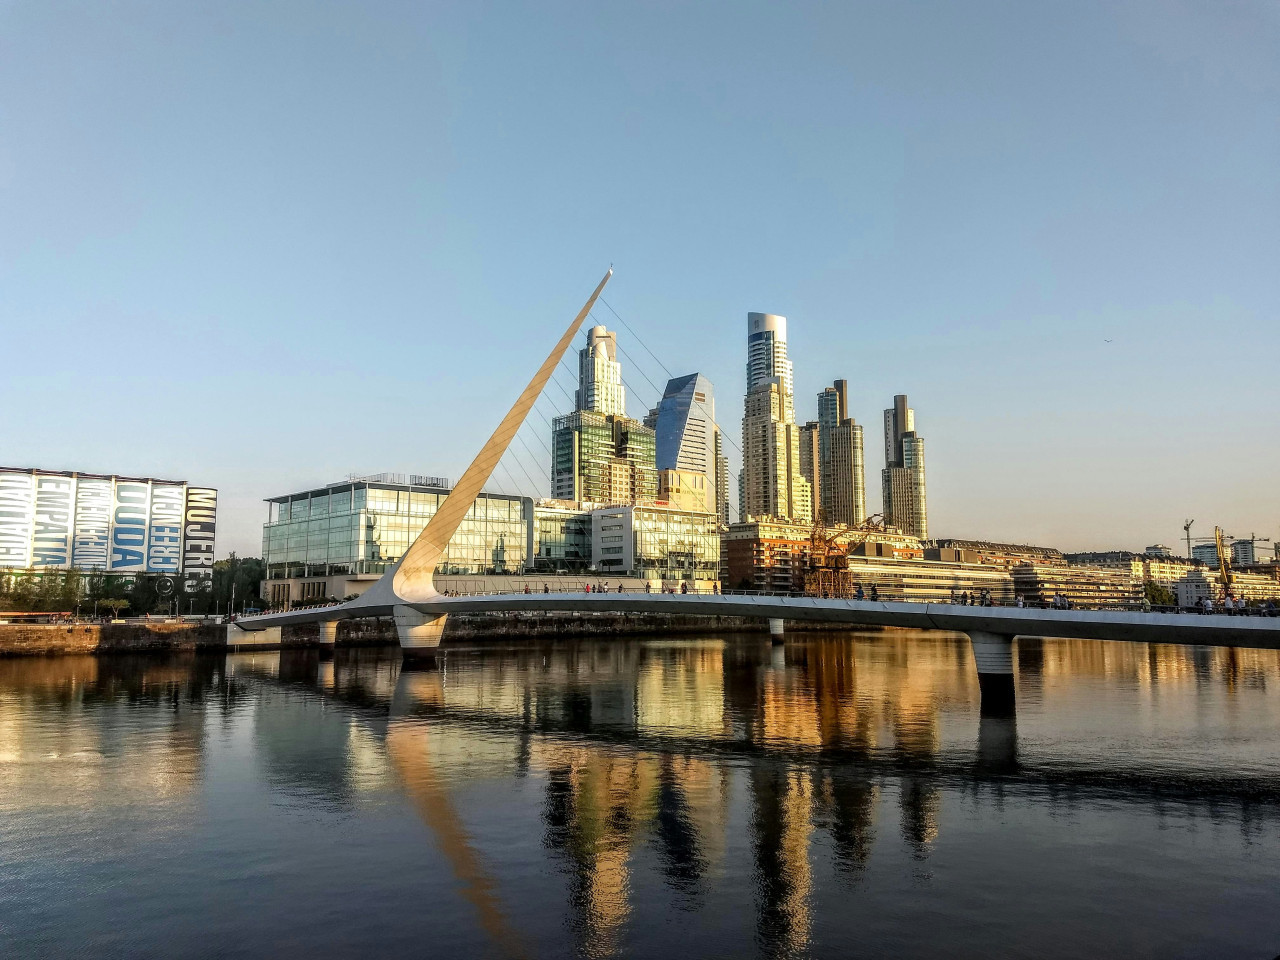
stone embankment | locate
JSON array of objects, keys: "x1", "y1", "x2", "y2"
[{"x1": 0, "y1": 621, "x2": 226, "y2": 657}]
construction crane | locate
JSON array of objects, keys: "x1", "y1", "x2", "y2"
[
  {"x1": 806, "y1": 513, "x2": 852, "y2": 598},
  {"x1": 1183, "y1": 519, "x2": 1194, "y2": 560}
]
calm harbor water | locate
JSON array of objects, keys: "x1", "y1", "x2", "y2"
[{"x1": 3, "y1": 632, "x2": 1280, "y2": 959}]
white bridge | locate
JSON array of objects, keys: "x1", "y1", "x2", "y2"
[{"x1": 231, "y1": 269, "x2": 1280, "y2": 713}]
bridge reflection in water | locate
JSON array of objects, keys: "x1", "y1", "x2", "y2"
[{"x1": 3, "y1": 633, "x2": 1280, "y2": 958}]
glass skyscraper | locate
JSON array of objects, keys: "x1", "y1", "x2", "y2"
[{"x1": 646, "y1": 372, "x2": 725, "y2": 522}]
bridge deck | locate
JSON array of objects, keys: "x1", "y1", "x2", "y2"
[{"x1": 238, "y1": 592, "x2": 1280, "y2": 649}]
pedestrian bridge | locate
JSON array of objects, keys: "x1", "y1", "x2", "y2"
[{"x1": 229, "y1": 268, "x2": 1280, "y2": 714}]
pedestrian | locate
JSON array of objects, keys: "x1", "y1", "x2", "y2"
[
  {"x1": 1016, "y1": 595, "x2": 1024, "y2": 609},
  {"x1": 950, "y1": 588, "x2": 957, "y2": 604},
  {"x1": 855, "y1": 584, "x2": 864, "y2": 600},
  {"x1": 870, "y1": 584, "x2": 879, "y2": 601},
  {"x1": 713, "y1": 582, "x2": 719, "y2": 595},
  {"x1": 645, "y1": 581, "x2": 651, "y2": 594},
  {"x1": 543, "y1": 583, "x2": 549, "y2": 594},
  {"x1": 617, "y1": 582, "x2": 623, "y2": 593},
  {"x1": 681, "y1": 581, "x2": 688, "y2": 594}
]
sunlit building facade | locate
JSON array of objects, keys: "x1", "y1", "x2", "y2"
[
  {"x1": 881, "y1": 395, "x2": 927, "y2": 539},
  {"x1": 591, "y1": 504, "x2": 721, "y2": 584}
]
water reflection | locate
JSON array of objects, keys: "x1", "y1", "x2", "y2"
[{"x1": 3, "y1": 634, "x2": 1280, "y2": 958}]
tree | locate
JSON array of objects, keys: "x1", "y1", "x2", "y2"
[
  {"x1": 100, "y1": 597, "x2": 129, "y2": 618},
  {"x1": 211, "y1": 554, "x2": 267, "y2": 615},
  {"x1": 1144, "y1": 580, "x2": 1176, "y2": 608}
]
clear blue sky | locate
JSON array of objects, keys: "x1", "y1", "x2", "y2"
[{"x1": 2, "y1": 1, "x2": 1277, "y2": 558}]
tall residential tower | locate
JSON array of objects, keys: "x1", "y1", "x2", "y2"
[
  {"x1": 816, "y1": 380, "x2": 865, "y2": 527},
  {"x1": 881, "y1": 394, "x2": 927, "y2": 539},
  {"x1": 741, "y1": 313, "x2": 811, "y2": 524}
]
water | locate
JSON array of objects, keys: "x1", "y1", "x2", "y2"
[{"x1": 3, "y1": 632, "x2": 1280, "y2": 959}]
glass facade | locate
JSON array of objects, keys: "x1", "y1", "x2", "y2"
[
  {"x1": 592, "y1": 505, "x2": 720, "y2": 581},
  {"x1": 532, "y1": 501, "x2": 592, "y2": 572},
  {"x1": 263, "y1": 481, "x2": 532, "y2": 581},
  {"x1": 551, "y1": 410, "x2": 658, "y2": 504}
]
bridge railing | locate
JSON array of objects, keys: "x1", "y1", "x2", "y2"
[{"x1": 258, "y1": 586, "x2": 1280, "y2": 617}]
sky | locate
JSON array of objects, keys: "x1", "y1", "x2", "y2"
[{"x1": 2, "y1": 0, "x2": 1277, "y2": 559}]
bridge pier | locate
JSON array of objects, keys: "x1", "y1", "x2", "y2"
[
  {"x1": 967, "y1": 631, "x2": 1016, "y2": 718},
  {"x1": 769, "y1": 618, "x2": 785, "y2": 644},
  {"x1": 319, "y1": 620, "x2": 338, "y2": 650},
  {"x1": 395, "y1": 605, "x2": 449, "y2": 659}
]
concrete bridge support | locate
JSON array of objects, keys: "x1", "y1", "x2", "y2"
[
  {"x1": 395, "y1": 605, "x2": 449, "y2": 659},
  {"x1": 769, "y1": 618, "x2": 785, "y2": 644},
  {"x1": 967, "y1": 631, "x2": 1016, "y2": 717},
  {"x1": 319, "y1": 621, "x2": 338, "y2": 650}
]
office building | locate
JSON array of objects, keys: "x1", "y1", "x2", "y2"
[
  {"x1": 881, "y1": 394, "x2": 927, "y2": 539},
  {"x1": 657, "y1": 469, "x2": 714, "y2": 514},
  {"x1": 646, "y1": 372, "x2": 726, "y2": 521},
  {"x1": 1232, "y1": 540, "x2": 1257, "y2": 567},
  {"x1": 590, "y1": 503, "x2": 721, "y2": 585},
  {"x1": 261, "y1": 474, "x2": 532, "y2": 605},
  {"x1": 0, "y1": 466, "x2": 217, "y2": 593},
  {"x1": 1192, "y1": 543, "x2": 1220, "y2": 566},
  {"x1": 552, "y1": 325, "x2": 658, "y2": 505},
  {"x1": 531, "y1": 499, "x2": 592, "y2": 573},
  {"x1": 741, "y1": 313, "x2": 811, "y2": 524},
  {"x1": 1012, "y1": 563, "x2": 1142, "y2": 608}
]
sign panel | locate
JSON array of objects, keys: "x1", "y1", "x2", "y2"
[
  {"x1": 182, "y1": 487, "x2": 217, "y2": 593},
  {"x1": 0, "y1": 471, "x2": 35, "y2": 568},
  {"x1": 147, "y1": 483, "x2": 185, "y2": 573},
  {"x1": 109, "y1": 480, "x2": 151, "y2": 572},
  {"x1": 31, "y1": 474, "x2": 76, "y2": 568},
  {"x1": 72, "y1": 477, "x2": 113, "y2": 569}
]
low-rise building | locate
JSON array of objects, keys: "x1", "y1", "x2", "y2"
[
  {"x1": 843, "y1": 555, "x2": 1015, "y2": 603},
  {"x1": 261, "y1": 474, "x2": 532, "y2": 605},
  {"x1": 722, "y1": 517, "x2": 812, "y2": 593},
  {"x1": 1012, "y1": 562, "x2": 1142, "y2": 608},
  {"x1": 935, "y1": 539, "x2": 1065, "y2": 567},
  {"x1": 591, "y1": 504, "x2": 720, "y2": 587},
  {"x1": 1174, "y1": 570, "x2": 1280, "y2": 607},
  {"x1": 531, "y1": 499, "x2": 592, "y2": 573}
]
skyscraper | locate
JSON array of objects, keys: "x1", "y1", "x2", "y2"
[
  {"x1": 746, "y1": 312, "x2": 794, "y2": 422},
  {"x1": 742, "y1": 382, "x2": 811, "y2": 524},
  {"x1": 552, "y1": 325, "x2": 656, "y2": 505},
  {"x1": 799, "y1": 421, "x2": 821, "y2": 517},
  {"x1": 881, "y1": 394, "x2": 927, "y2": 539},
  {"x1": 741, "y1": 313, "x2": 811, "y2": 524},
  {"x1": 576, "y1": 325, "x2": 625, "y2": 416},
  {"x1": 817, "y1": 380, "x2": 865, "y2": 527},
  {"x1": 646, "y1": 372, "x2": 725, "y2": 521}
]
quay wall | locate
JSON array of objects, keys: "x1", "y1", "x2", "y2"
[
  {"x1": 0, "y1": 622, "x2": 226, "y2": 657},
  {"x1": 0, "y1": 611, "x2": 815, "y2": 656}
]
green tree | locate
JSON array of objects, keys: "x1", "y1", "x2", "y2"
[
  {"x1": 1144, "y1": 580, "x2": 1176, "y2": 607},
  {"x1": 211, "y1": 554, "x2": 267, "y2": 615},
  {"x1": 100, "y1": 597, "x2": 129, "y2": 618}
]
